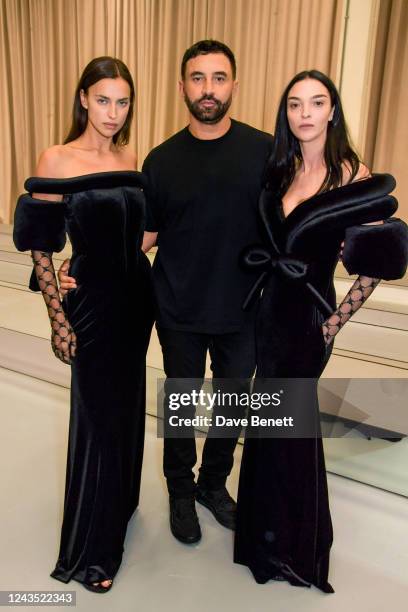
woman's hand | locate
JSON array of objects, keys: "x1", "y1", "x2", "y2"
[
  {"x1": 58, "y1": 258, "x2": 77, "y2": 296},
  {"x1": 51, "y1": 312, "x2": 77, "y2": 364}
]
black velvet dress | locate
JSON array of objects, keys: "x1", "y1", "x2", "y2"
[
  {"x1": 234, "y1": 174, "x2": 408, "y2": 592},
  {"x1": 14, "y1": 171, "x2": 154, "y2": 585}
]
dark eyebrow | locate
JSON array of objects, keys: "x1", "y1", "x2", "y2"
[
  {"x1": 288, "y1": 94, "x2": 329, "y2": 100},
  {"x1": 189, "y1": 71, "x2": 228, "y2": 77},
  {"x1": 94, "y1": 94, "x2": 129, "y2": 101}
]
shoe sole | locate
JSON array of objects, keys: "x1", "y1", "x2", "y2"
[
  {"x1": 169, "y1": 521, "x2": 202, "y2": 544},
  {"x1": 196, "y1": 495, "x2": 236, "y2": 531}
]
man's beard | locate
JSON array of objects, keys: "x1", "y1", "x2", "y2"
[{"x1": 184, "y1": 93, "x2": 232, "y2": 124}]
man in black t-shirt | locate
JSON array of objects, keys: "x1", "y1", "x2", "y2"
[
  {"x1": 59, "y1": 40, "x2": 273, "y2": 545},
  {"x1": 142, "y1": 41, "x2": 273, "y2": 544}
]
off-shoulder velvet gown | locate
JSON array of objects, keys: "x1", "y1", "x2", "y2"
[
  {"x1": 234, "y1": 175, "x2": 407, "y2": 593},
  {"x1": 14, "y1": 172, "x2": 154, "y2": 585}
]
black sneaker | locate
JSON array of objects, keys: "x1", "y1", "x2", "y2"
[
  {"x1": 169, "y1": 496, "x2": 202, "y2": 544},
  {"x1": 196, "y1": 486, "x2": 236, "y2": 530}
]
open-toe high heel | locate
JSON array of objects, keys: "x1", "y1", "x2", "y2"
[{"x1": 83, "y1": 579, "x2": 113, "y2": 594}]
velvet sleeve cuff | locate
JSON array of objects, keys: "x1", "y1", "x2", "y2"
[
  {"x1": 13, "y1": 194, "x2": 66, "y2": 253},
  {"x1": 13, "y1": 193, "x2": 66, "y2": 292},
  {"x1": 342, "y1": 218, "x2": 408, "y2": 280}
]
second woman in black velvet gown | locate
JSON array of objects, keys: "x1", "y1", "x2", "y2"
[
  {"x1": 13, "y1": 57, "x2": 153, "y2": 592},
  {"x1": 234, "y1": 70, "x2": 408, "y2": 592}
]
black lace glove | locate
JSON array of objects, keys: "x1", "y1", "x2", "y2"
[
  {"x1": 322, "y1": 275, "x2": 380, "y2": 345},
  {"x1": 32, "y1": 250, "x2": 77, "y2": 364}
]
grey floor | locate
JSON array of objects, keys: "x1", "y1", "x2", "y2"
[{"x1": 1, "y1": 366, "x2": 408, "y2": 612}]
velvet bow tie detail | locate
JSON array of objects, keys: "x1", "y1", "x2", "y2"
[
  {"x1": 242, "y1": 246, "x2": 309, "y2": 279},
  {"x1": 242, "y1": 245, "x2": 333, "y2": 317}
]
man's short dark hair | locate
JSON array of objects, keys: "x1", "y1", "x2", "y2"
[{"x1": 181, "y1": 40, "x2": 237, "y2": 80}]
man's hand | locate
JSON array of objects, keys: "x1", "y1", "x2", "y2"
[{"x1": 58, "y1": 258, "x2": 77, "y2": 296}]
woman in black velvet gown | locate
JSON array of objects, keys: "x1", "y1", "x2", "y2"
[
  {"x1": 13, "y1": 57, "x2": 153, "y2": 592},
  {"x1": 234, "y1": 70, "x2": 407, "y2": 592}
]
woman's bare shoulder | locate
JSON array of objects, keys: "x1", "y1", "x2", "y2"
[
  {"x1": 33, "y1": 145, "x2": 71, "y2": 200},
  {"x1": 353, "y1": 162, "x2": 371, "y2": 181},
  {"x1": 342, "y1": 161, "x2": 371, "y2": 185},
  {"x1": 116, "y1": 145, "x2": 137, "y2": 170},
  {"x1": 36, "y1": 145, "x2": 70, "y2": 178}
]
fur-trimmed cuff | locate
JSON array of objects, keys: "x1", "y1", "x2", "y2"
[
  {"x1": 13, "y1": 194, "x2": 66, "y2": 253},
  {"x1": 342, "y1": 218, "x2": 408, "y2": 280}
]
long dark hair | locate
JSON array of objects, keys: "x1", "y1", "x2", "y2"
[
  {"x1": 64, "y1": 56, "x2": 135, "y2": 146},
  {"x1": 266, "y1": 70, "x2": 360, "y2": 197}
]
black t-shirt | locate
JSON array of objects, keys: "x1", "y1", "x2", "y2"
[{"x1": 142, "y1": 119, "x2": 273, "y2": 333}]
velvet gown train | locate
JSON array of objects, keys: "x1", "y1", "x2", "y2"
[
  {"x1": 14, "y1": 171, "x2": 154, "y2": 585},
  {"x1": 234, "y1": 174, "x2": 407, "y2": 593}
]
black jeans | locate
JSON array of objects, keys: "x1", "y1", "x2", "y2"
[{"x1": 157, "y1": 319, "x2": 256, "y2": 498}]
